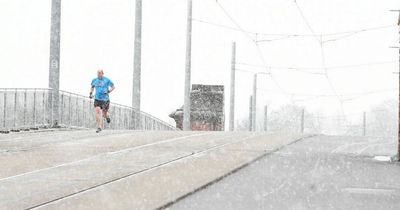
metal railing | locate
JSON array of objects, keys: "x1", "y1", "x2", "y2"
[{"x1": 0, "y1": 88, "x2": 176, "y2": 131}]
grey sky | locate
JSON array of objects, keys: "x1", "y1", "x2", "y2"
[{"x1": 0, "y1": 0, "x2": 399, "y2": 125}]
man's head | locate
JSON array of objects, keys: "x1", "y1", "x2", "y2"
[{"x1": 97, "y1": 69, "x2": 104, "y2": 79}]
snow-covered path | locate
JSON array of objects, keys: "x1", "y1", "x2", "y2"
[
  {"x1": 0, "y1": 130, "x2": 305, "y2": 209},
  {"x1": 170, "y1": 135, "x2": 399, "y2": 210}
]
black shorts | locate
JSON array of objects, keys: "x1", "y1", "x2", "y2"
[{"x1": 94, "y1": 100, "x2": 110, "y2": 112}]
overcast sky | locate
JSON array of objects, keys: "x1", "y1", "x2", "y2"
[{"x1": 0, "y1": 0, "x2": 399, "y2": 126}]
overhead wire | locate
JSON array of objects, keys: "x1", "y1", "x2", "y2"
[
  {"x1": 293, "y1": 0, "x2": 347, "y2": 116},
  {"x1": 293, "y1": 0, "x2": 321, "y2": 43},
  {"x1": 236, "y1": 60, "x2": 398, "y2": 72},
  {"x1": 257, "y1": 88, "x2": 396, "y2": 98},
  {"x1": 207, "y1": 0, "x2": 396, "y2": 120},
  {"x1": 214, "y1": 1, "x2": 256, "y2": 42},
  {"x1": 322, "y1": 25, "x2": 396, "y2": 37},
  {"x1": 214, "y1": 0, "x2": 293, "y2": 100},
  {"x1": 192, "y1": 18, "x2": 396, "y2": 43}
]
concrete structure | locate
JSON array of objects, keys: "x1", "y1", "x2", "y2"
[{"x1": 170, "y1": 84, "x2": 225, "y2": 131}]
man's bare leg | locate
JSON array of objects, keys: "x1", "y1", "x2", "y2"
[
  {"x1": 103, "y1": 111, "x2": 108, "y2": 119},
  {"x1": 95, "y1": 107, "x2": 102, "y2": 131},
  {"x1": 103, "y1": 110, "x2": 111, "y2": 124}
]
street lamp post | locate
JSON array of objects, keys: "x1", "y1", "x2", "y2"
[
  {"x1": 396, "y1": 11, "x2": 400, "y2": 160},
  {"x1": 49, "y1": 0, "x2": 62, "y2": 127},
  {"x1": 252, "y1": 74, "x2": 257, "y2": 131},
  {"x1": 249, "y1": 95, "x2": 253, "y2": 131},
  {"x1": 264, "y1": 105, "x2": 268, "y2": 132},
  {"x1": 132, "y1": 0, "x2": 142, "y2": 111},
  {"x1": 183, "y1": 0, "x2": 193, "y2": 131},
  {"x1": 390, "y1": 9, "x2": 400, "y2": 160},
  {"x1": 229, "y1": 42, "x2": 236, "y2": 131},
  {"x1": 251, "y1": 72, "x2": 270, "y2": 131}
]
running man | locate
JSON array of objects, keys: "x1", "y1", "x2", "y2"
[{"x1": 90, "y1": 69, "x2": 115, "y2": 133}]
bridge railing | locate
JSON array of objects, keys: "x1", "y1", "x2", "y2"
[{"x1": 0, "y1": 88, "x2": 176, "y2": 131}]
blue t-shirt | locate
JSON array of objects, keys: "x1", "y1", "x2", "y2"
[{"x1": 91, "y1": 77, "x2": 114, "y2": 101}]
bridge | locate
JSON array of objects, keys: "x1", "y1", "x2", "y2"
[
  {"x1": 0, "y1": 88, "x2": 398, "y2": 209},
  {"x1": 0, "y1": 129, "x2": 302, "y2": 209},
  {"x1": 0, "y1": 89, "x2": 399, "y2": 209},
  {"x1": 0, "y1": 129, "x2": 398, "y2": 209}
]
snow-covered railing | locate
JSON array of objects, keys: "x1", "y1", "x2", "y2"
[{"x1": 0, "y1": 88, "x2": 176, "y2": 132}]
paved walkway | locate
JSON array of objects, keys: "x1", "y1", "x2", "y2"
[{"x1": 0, "y1": 130, "x2": 305, "y2": 210}]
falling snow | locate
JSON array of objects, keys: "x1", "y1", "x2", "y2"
[{"x1": 0, "y1": 0, "x2": 400, "y2": 209}]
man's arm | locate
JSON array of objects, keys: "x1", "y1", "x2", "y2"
[
  {"x1": 108, "y1": 85, "x2": 115, "y2": 93},
  {"x1": 90, "y1": 79, "x2": 96, "y2": 98},
  {"x1": 90, "y1": 79, "x2": 95, "y2": 99},
  {"x1": 89, "y1": 87, "x2": 94, "y2": 98},
  {"x1": 107, "y1": 80, "x2": 115, "y2": 93}
]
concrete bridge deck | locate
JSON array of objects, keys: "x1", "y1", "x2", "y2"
[
  {"x1": 170, "y1": 135, "x2": 399, "y2": 210},
  {"x1": 0, "y1": 130, "x2": 306, "y2": 210}
]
